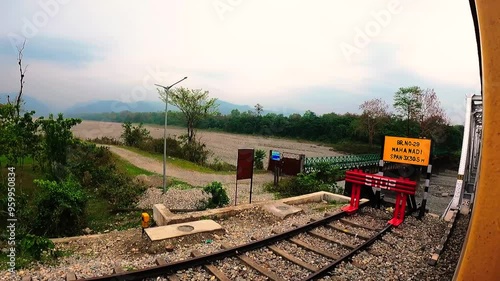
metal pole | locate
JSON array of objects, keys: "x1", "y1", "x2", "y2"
[
  {"x1": 155, "y1": 77, "x2": 187, "y2": 195},
  {"x1": 163, "y1": 89, "x2": 168, "y2": 194}
]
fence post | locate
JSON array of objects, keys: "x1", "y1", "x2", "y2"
[
  {"x1": 268, "y1": 150, "x2": 272, "y2": 172},
  {"x1": 300, "y1": 154, "x2": 305, "y2": 173}
]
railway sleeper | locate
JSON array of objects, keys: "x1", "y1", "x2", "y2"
[
  {"x1": 339, "y1": 218, "x2": 381, "y2": 231},
  {"x1": 288, "y1": 237, "x2": 367, "y2": 270},
  {"x1": 326, "y1": 223, "x2": 372, "y2": 240},
  {"x1": 267, "y1": 245, "x2": 320, "y2": 272},
  {"x1": 191, "y1": 250, "x2": 231, "y2": 281},
  {"x1": 308, "y1": 229, "x2": 382, "y2": 258},
  {"x1": 221, "y1": 243, "x2": 285, "y2": 281},
  {"x1": 274, "y1": 228, "x2": 368, "y2": 270}
]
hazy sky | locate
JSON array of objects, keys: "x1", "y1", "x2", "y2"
[{"x1": 0, "y1": 1, "x2": 480, "y2": 124}]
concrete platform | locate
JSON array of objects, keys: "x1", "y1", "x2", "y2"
[
  {"x1": 153, "y1": 191, "x2": 356, "y2": 226},
  {"x1": 145, "y1": 219, "x2": 223, "y2": 241},
  {"x1": 153, "y1": 204, "x2": 174, "y2": 226},
  {"x1": 261, "y1": 202, "x2": 303, "y2": 219}
]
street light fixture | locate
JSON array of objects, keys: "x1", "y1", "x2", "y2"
[{"x1": 155, "y1": 76, "x2": 188, "y2": 194}]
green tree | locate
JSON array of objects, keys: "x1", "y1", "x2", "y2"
[
  {"x1": 393, "y1": 86, "x2": 422, "y2": 136},
  {"x1": 159, "y1": 87, "x2": 218, "y2": 143},
  {"x1": 38, "y1": 113, "x2": 82, "y2": 167}
]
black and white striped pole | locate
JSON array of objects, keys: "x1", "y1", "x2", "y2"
[
  {"x1": 419, "y1": 162, "x2": 432, "y2": 218},
  {"x1": 374, "y1": 136, "x2": 386, "y2": 209},
  {"x1": 374, "y1": 159, "x2": 384, "y2": 208}
]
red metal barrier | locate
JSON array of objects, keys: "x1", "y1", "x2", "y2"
[{"x1": 342, "y1": 169, "x2": 417, "y2": 226}]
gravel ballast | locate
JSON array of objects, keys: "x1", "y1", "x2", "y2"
[{"x1": 4, "y1": 202, "x2": 468, "y2": 281}]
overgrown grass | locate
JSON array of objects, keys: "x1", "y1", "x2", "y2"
[
  {"x1": 84, "y1": 154, "x2": 154, "y2": 232},
  {"x1": 85, "y1": 195, "x2": 145, "y2": 232},
  {"x1": 312, "y1": 199, "x2": 344, "y2": 212},
  {"x1": 121, "y1": 146, "x2": 235, "y2": 174},
  {"x1": 112, "y1": 154, "x2": 154, "y2": 176},
  {"x1": 155, "y1": 178, "x2": 198, "y2": 190}
]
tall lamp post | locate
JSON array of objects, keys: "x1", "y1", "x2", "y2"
[{"x1": 155, "y1": 76, "x2": 188, "y2": 194}]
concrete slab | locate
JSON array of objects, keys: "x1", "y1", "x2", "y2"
[
  {"x1": 151, "y1": 191, "x2": 361, "y2": 226},
  {"x1": 145, "y1": 219, "x2": 223, "y2": 241},
  {"x1": 153, "y1": 204, "x2": 173, "y2": 226},
  {"x1": 261, "y1": 202, "x2": 303, "y2": 219}
]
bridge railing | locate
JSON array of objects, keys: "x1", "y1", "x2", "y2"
[{"x1": 303, "y1": 154, "x2": 380, "y2": 173}]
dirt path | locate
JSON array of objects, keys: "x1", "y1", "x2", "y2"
[
  {"x1": 73, "y1": 120, "x2": 343, "y2": 167},
  {"x1": 107, "y1": 145, "x2": 274, "y2": 188}
]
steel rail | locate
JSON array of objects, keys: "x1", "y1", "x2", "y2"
[{"x1": 77, "y1": 201, "x2": 371, "y2": 281}]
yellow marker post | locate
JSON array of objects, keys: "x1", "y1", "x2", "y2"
[{"x1": 141, "y1": 212, "x2": 150, "y2": 237}]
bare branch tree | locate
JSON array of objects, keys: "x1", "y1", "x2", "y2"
[
  {"x1": 255, "y1": 103, "x2": 263, "y2": 116},
  {"x1": 359, "y1": 98, "x2": 390, "y2": 146},
  {"x1": 416, "y1": 88, "x2": 449, "y2": 141},
  {"x1": 15, "y1": 39, "x2": 28, "y2": 118}
]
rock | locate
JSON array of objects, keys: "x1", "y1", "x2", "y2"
[
  {"x1": 165, "y1": 244, "x2": 175, "y2": 252},
  {"x1": 441, "y1": 193, "x2": 449, "y2": 197},
  {"x1": 83, "y1": 227, "x2": 92, "y2": 235}
]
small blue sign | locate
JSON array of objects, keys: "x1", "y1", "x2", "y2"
[{"x1": 271, "y1": 150, "x2": 281, "y2": 161}]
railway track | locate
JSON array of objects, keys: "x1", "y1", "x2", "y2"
[{"x1": 70, "y1": 202, "x2": 394, "y2": 281}]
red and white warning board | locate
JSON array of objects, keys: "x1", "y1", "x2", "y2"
[{"x1": 382, "y1": 136, "x2": 432, "y2": 166}]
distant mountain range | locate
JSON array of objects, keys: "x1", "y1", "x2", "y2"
[
  {"x1": 0, "y1": 94, "x2": 52, "y2": 117},
  {"x1": 0, "y1": 94, "x2": 301, "y2": 117}
]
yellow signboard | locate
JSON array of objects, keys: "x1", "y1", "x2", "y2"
[{"x1": 382, "y1": 136, "x2": 432, "y2": 166}]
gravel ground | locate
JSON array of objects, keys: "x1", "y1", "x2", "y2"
[
  {"x1": 317, "y1": 208, "x2": 450, "y2": 281},
  {"x1": 1, "y1": 143, "x2": 467, "y2": 281},
  {"x1": 3, "y1": 203, "x2": 466, "y2": 281},
  {"x1": 417, "y1": 214, "x2": 471, "y2": 281},
  {"x1": 381, "y1": 169, "x2": 458, "y2": 216}
]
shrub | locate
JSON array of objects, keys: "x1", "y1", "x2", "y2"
[
  {"x1": 121, "y1": 122, "x2": 151, "y2": 147},
  {"x1": 199, "y1": 181, "x2": 230, "y2": 209},
  {"x1": 66, "y1": 142, "x2": 116, "y2": 190},
  {"x1": 19, "y1": 234, "x2": 55, "y2": 261},
  {"x1": 310, "y1": 162, "x2": 342, "y2": 183},
  {"x1": 264, "y1": 174, "x2": 331, "y2": 198},
  {"x1": 66, "y1": 141, "x2": 146, "y2": 209},
  {"x1": 179, "y1": 135, "x2": 211, "y2": 164},
  {"x1": 264, "y1": 162, "x2": 341, "y2": 198},
  {"x1": 97, "y1": 172, "x2": 147, "y2": 209},
  {"x1": 87, "y1": 136, "x2": 122, "y2": 145},
  {"x1": 31, "y1": 176, "x2": 87, "y2": 237},
  {"x1": 138, "y1": 137, "x2": 184, "y2": 158},
  {"x1": 254, "y1": 149, "x2": 266, "y2": 170},
  {"x1": 138, "y1": 135, "x2": 211, "y2": 165},
  {"x1": 206, "y1": 157, "x2": 237, "y2": 171}
]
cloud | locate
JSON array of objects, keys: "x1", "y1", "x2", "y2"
[
  {"x1": 0, "y1": 36, "x2": 103, "y2": 66},
  {"x1": 0, "y1": 0, "x2": 480, "y2": 125}
]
